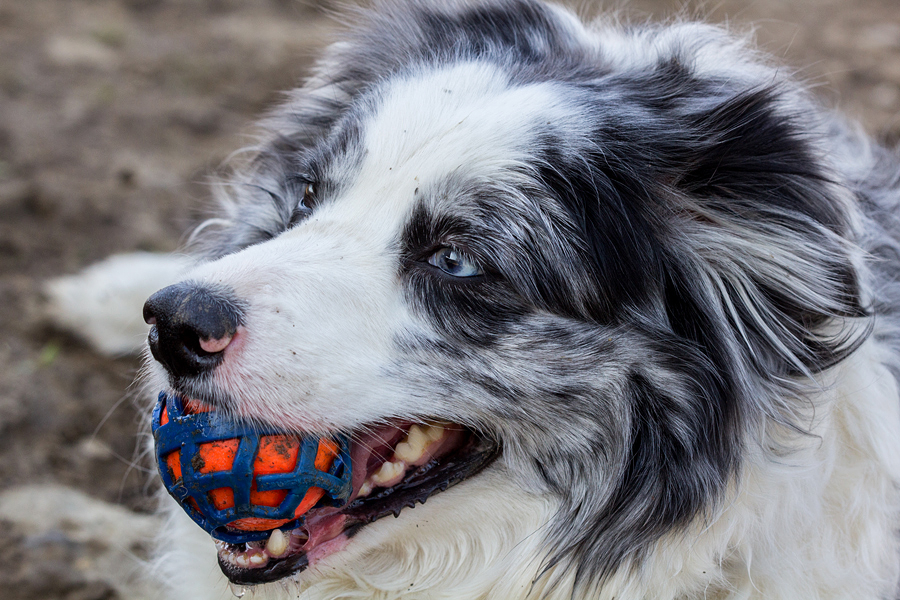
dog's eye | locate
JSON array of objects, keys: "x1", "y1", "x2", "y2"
[
  {"x1": 290, "y1": 182, "x2": 318, "y2": 224},
  {"x1": 301, "y1": 182, "x2": 317, "y2": 209},
  {"x1": 427, "y1": 247, "x2": 483, "y2": 278}
]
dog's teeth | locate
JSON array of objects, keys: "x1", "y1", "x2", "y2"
[
  {"x1": 424, "y1": 423, "x2": 446, "y2": 441},
  {"x1": 371, "y1": 459, "x2": 405, "y2": 485},
  {"x1": 249, "y1": 552, "x2": 268, "y2": 566},
  {"x1": 409, "y1": 424, "x2": 430, "y2": 449},
  {"x1": 395, "y1": 423, "x2": 448, "y2": 464},
  {"x1": 358, "y1": 481, "x2": 374, "y2": 497},
  {"x1": 218, "y1": 548, "x2": 235, "y2": 563},
  {"x1": 395, "y1": 424, "x2": 429, "y2": 463},
  {"x1": 266, "y1": 528, "x2": 289, "y2": 557},
  {"x1": 235, "y1": 554, "x2": 251, "y2": 568},
  {"x1": 393, "y1": 442, "x2": 416, "y2": 462}
]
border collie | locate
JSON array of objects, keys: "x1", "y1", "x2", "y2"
[{"x1": 142, "y1": 1, "x2": 900, "y2": 598}]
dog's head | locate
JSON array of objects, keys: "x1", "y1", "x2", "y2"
[{"x1": 143, "y1": 0, "x2": 867, "y2": 595}]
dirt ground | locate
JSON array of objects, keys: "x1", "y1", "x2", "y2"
[{"x1": 0, "y1": 0, "x2": 897, "y2": 598}]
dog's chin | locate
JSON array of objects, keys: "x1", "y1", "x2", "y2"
[{"x1": 205, "y1": 415, "x2": 500, "y2": 586}]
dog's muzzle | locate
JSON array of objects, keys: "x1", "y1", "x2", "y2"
[{"x1": 151, "y1": 392, "x2": 353, "y2": 544}]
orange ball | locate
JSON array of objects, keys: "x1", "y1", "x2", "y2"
[{"x1": 160, "y1": 401, "x2": 339, "y2": 531}]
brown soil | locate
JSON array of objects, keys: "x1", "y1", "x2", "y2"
[{"x1": 0, "y1": 0, "x2": 897, "y2": 598}]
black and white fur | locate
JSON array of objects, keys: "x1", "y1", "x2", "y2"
[{"x1": 146, "y1": 1, "x2": 900, "y2": 597}]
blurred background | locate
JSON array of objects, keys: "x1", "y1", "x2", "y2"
[{"x1": 0, "y1": 0, "x2": 897, "y2": 598}]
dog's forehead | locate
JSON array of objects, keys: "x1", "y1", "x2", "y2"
[{"x1": 322, "y1": 61, "x2": 581, "y2": 230}]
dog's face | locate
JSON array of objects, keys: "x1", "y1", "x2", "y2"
[{"x1": 144, "y1": 0, "x2": 866, "y2": 595}]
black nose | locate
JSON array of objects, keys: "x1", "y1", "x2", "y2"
[{"x1": 143, "y1": 282, "x2": 244, "y2": 379}]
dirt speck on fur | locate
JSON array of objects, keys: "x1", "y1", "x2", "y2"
[{"x1": 0, "y1": 0, "x2": 896, "y2": 598}]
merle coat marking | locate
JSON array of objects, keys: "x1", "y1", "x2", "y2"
[{"x1": 147, "y1": 1, "x2": 900, "y2": 598}]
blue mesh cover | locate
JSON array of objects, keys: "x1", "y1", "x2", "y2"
[{"x1": 151, "y1": 392, "x2": 353, "y2": 544}]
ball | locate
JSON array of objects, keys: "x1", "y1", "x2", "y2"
[{"x1": 159, "y1": 399, "x2": 339, "y2": 532}]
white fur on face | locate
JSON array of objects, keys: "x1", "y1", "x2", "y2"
[{"x1": 150, "y1": 61, "x2": 581, "y2": 433}]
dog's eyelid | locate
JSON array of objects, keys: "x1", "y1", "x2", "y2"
[
  {"x1": 415, "y1": 240, "x2": 471, "y2": 263},
  {"x1": 284, "y1": 171, "x2": 318, "y2": 199}
]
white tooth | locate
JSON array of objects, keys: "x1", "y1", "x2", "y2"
[
  {"x1": 408, "y1": 424, "x2": 429, "y2": 449},
  {"x1": 425, "y1": 423, "x2": 446, "y2": 441},
  {"x1": 395, "y1": 425, "x2": 428, "y2": 463},
  {"x1": 235, "y1": 554, "x2": 250, "y2": 568},
  {"x1": 249, "y1": 552, "x2": 268, "y2": 566},
  {"x1": 266, "y1": 529, "x2": 288, "y2": 557},
  {"x1": 358, "y1": 481, "x2": 373, "y2": 497},
  {"x1": 371, "y1": 459, "x2": 404, "y2": 485},
  {"x1": 394, "y1": 441, "x2": 421, "y2": 463}
]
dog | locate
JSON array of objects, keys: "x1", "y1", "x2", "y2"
[{"x1": 140, "y1": 0, "x2": 900, "y2": 598}]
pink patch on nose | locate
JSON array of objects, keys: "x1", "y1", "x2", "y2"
[{"x1": 199, "y1": 334, "x2": 233, "y2": 354}]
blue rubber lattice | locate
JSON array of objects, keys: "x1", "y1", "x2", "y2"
[{"x1": 151, "y1": 392, "x2": 353, "y2": 544}]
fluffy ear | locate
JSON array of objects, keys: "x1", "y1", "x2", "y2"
[
  {"x1": 665, "y1": 86, "x2": 867, "y2": 384},
  {"x1": 543, "y1": 78, "x2": 869, "y2": 589},
  {"x1": 582, "y1": 82, "x2": 870, "y2": 584}
]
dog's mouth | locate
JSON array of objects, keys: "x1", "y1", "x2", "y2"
[{"x1": 214, "y1": 419, "x2": 499, "y2": 585}]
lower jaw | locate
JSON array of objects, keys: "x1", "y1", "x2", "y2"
[
  {"x1": 216, "y1": 521, "x2": 362, "y2": 585},
  {"x1": 219, "y1": 547, "x2": 310, "y2": 585},
  {"x1": 215, "y1": 430, "x2": 501, "y2": 585}
]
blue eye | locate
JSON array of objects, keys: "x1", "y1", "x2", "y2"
[{"x1": 427, "y1": 247, "x2": 483, "y2": 278}]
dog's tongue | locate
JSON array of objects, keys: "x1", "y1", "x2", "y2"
[
  {"x1": 300, "y1": 508, "x2": 349, "y2": 564},
  {"x1": 294, "y1": 423, "x2": 408, "y2": 563}
]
